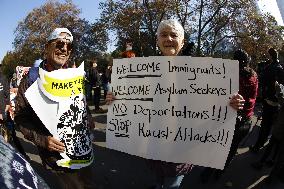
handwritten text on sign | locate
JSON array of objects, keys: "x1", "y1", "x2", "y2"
[{"x1": 106, "y1": 56, "x2": 239, "y2": 169}]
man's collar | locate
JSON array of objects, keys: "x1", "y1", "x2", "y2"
[{"x1": 40, "y1": 59, "x2": 68, "y2": 72}]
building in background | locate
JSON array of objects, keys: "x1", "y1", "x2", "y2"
[
  {"x1": 276, "y1": 0, "x2": 284, "y2": 22},
  {"x1": 258, "y1": 0, "x2": 283, "y2": 25},
  {"x1": 276, "y1": 0, "x2": 284, "y2": 66}
]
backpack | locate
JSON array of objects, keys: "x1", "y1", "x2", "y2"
[{"x1": 27, "y1": 67, "x2": 39, "y2": 87}]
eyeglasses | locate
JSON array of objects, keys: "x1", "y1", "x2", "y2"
[{"x1": 52, "y1": 40, "x2": 73, "y2": 51}]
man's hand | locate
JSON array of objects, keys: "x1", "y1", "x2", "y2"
[
  {"x1": 106, "y1": 91, "x2": 116, "y2": 105},
  {"x1": 46, "y1": 136, "x2": 65, "y2": 153}
]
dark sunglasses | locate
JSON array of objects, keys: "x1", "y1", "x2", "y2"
[{"x1": 53, "y1": 40, "x2": 73, "y2": 51}]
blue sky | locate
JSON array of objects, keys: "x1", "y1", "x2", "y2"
[
  {"x1": 0, "y1": 0, "x2": 103, "y2": 62},
  {"x1": 0, "y1": 0, "x2": 283, "y2": 63}
]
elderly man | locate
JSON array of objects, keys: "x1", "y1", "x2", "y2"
[{"x1": 15, "y1": 28, "x2": 95, "y2": 189}]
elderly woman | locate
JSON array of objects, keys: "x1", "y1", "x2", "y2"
[{"x1": 107, "y1": 19, "x2": 244, "y2": 189}]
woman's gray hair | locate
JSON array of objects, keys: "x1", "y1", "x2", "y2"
[{"x1": 157, "y1": 19, "x2": 184, "y2": 39}]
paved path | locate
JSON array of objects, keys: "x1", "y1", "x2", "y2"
[{"x1": 14, "y1": 102, "x2": 284, "y2": 189}]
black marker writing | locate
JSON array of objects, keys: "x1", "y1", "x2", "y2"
[
  {"x1": 138, "y1": 123, "x2": 169, "y2": 139},
  {"x1": 189, "y1": 83, "x2": 226, "y2": 96},
  {"x1": 217, "y1": 106, "x2": 221, "y2": 121},
  {"x1": 134, "y1": 105, "x2": 210, "y2": 123},
  {"x1": 115, "y1": 98, "x2": 153, "y2": 102},
  {"x1": 113, "y1": 103, "x2": 127, "y2": 114},
  {"x1": 154, "y1": 83, "x2": 188, "y2": 102},
  {"x1": 118, "y1": 74, "x2": 162, "y2": 79},
  {"x1": 222, "y1": 63, "x2": 226, "y2": 78},
  {"x1": 115, "y1": 133, "x2": 129, "y2": 138},
  {"x1": 229, "y1": 78, "x2": 232, "y2": 94},
  {"x1": 51, "y1": 78, "x2": 84, "y2": 90},
  {"x1": 129, "y1": 62, "x2": 161, "y2": 73},
  {"x1": 224, "y1": 106, "x2": 227, "y2": 122},
  {"x1": 168, "y1": 61, "x2": 226, "y2": 80},
  {"x1": 114, "y1": 114, "x2": 127, "y2": 117},
  {"x1": 154, "y1": 82, "x2": 227, "y2": 102},
  {"x1": 116, "y1": 64, "x2": 128, "y2": 74},
  {"x1": 174, "y1": 127, "x2": 230, "y2": 147},
  {"x1": 108, "y1": 118, "x2": 131, "y2": 137},
  {"x1": 112, "y1": 85, "x2": 150, "y2": 96},
  {"x1": 116, "y1": 61, "x2": 161, "y2": 75},
  {"x1": 212, "y1": 105, "x2": 216, "y2": 120},
  {"x1": 211, "y1": 105, "x2": 228, "y2": 123}
]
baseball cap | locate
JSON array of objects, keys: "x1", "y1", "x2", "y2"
[{"x1": 47, "y1": 28, "x2": 73, "y2": 42}]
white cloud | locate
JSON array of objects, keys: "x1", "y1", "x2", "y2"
[{"x1": 258, "y1": 0, "x2": 284, "y2": 25}]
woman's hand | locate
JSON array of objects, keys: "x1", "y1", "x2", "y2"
[
  {"x1": 229, "y1": 93, "x2": 245, "y2": 110},
  {"x1": 106, "y1": 91, "x2": 116, "y2": 105}
]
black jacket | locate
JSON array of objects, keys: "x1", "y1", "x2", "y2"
[
  {"x1": 262, "y1": 61, "x2": 284, "y2": 103},
  {"x1": 88, "y1": 67, "x2": 101, "y2": 87}
]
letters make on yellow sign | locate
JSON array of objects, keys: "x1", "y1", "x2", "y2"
[{"x1": 43, "y1": 75, "x2": 85, "y2": 97}]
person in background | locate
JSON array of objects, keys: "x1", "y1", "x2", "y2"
[
  {"x1": 10, "y1": 73, "x2": 18, "y2": 89},
  {"x1": 121, "y1": 41, "x2": 136, "y2": 58},
  {"x1": 181, "y1": 41, "x2": 195, "y2": 56},
  {"x1": 106, "y1": 19, "x2": 245, "y2": 189},
  {"x1": 200, "y1": 49, "x2": 258, "y2": 187},
  {"x1": 89, "y1": 60, "x2": 107, "y2": 113},
  {"x1": 0, "y1": 64, "x2": 10, "y2": 140},
  {"x1": 250, "y1": 48, "x2": 284, "y2": 153},
  {"x1": 101, "y1": 65, "x2": 112, "y2": 100},
  {"x1": 14, "y1": 28, "x2": 95, "y2": 189},
  {"x1": 251, "y1": 79, "x2": 284, "y2": 170},
  {"x1": 121, "y1": 51, "x2": 136, "y2": 58},
  {"x1": 265, "y1": 81, "x2": 284, "y2": 184},
  {"x1": 85, "y1": 64, "x2": 93, "y2": 101}
]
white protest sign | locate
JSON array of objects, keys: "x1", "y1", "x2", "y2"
[
  {"x1": 16, "y1": 66, "x2": 30, "y2": 86},
  {"x1": 107, "y1": 56, "x2": 239, "y2": 170},
  {"x1": 25, "y1": 62, "x2": 94, "y2": 169}
]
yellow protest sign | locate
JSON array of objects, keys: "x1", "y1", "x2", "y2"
[{"x1": 42, "y1": 75, "x2": 85, "y2": 97}]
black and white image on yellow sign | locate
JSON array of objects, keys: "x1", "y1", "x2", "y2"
[
  {"x1": 57, "y1": 95, "x2": 93, "y2": 168},
  {"x1": 25, "y1": 62, "x2": 94, "y2": 169}
]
